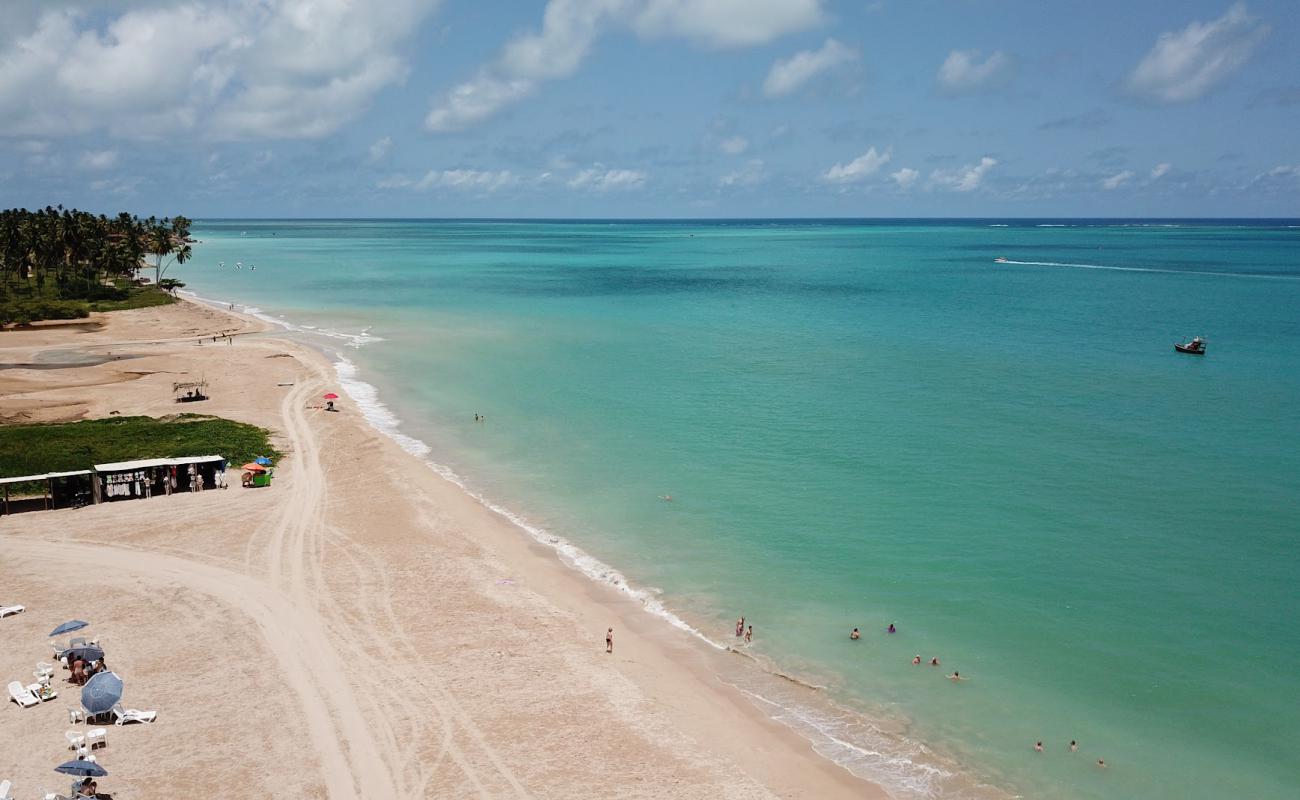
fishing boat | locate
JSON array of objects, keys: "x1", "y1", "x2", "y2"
[
  {"x1": 1175, "y1": 336, "x2": 1206, "y2": 355},
  {"x1": 994, "y1": 256, "x2": 1009, "y2": 263}
]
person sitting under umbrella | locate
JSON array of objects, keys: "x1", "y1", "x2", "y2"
[{"x1": 77, "y1": 776, "x2": 97, "y2": 797}]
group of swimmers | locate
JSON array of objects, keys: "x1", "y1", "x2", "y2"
[
  {"x1": 851, "y1": 624, "x2": 1108, "y2": 768},
  {"x1": 734, "y1": 617, "x2": 753, "y2": 643},
  {"x1": 1036, "y1": 740, "x2": 1106, "y2": 769}
]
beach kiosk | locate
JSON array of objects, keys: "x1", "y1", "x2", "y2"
[{"x1": 94, "y1": 455, "x2": 228, "y2": 500}]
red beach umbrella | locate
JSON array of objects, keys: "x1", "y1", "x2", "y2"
[
  {"x1": 241, "y1": 463, "x2": 267, "y2": 472},
  {"x1": 323, "y1": 392, "x2": 339, "y2": 400}
]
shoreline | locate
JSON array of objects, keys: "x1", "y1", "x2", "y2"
[
  {"x1": 175, "y1": 289, "x2": 1008, "y2": 799},
  {"x1": 0, "y1": 298, "x2": 891, "y2": 799}
]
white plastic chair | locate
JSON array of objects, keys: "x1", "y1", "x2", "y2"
[
  {"x1": 64, "y1": 731, "x2": 85, "y2": 751},
  {"x1": 36, "y1": 662, "x2": 55, "y2": 678},
  {"x1": 67, "y1": 708, "x2": 83, "y2": 724},
  {"x1": 0, "y1": 604, "x2": 23, "y2": 618},
  {"x1": 0, "y1": 778, "x2": 13, "y2": 800}
]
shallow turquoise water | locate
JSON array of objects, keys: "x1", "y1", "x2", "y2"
[{"x1": 179, "y1": 220, "x2": 1300, "y2": 799}]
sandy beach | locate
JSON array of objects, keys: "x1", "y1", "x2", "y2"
[{"x1": 0, "y1": 299, "x2": 880, "y2": 799}]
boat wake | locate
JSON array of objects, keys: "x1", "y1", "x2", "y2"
[{"x1": 997, "y1": 259, "x2": 1300, "y2": 281}]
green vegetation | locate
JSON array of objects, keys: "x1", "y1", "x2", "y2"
[
  {"x1": 1, "y1": 206, "x2": 191, "y2": 326},
  {"x1": 0, "y1": 414, "x2": 280, "y2": 477}
]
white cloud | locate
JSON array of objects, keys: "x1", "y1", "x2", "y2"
[
  {"x1": 937, "y1": 49, "x2": 1012, "y2": 93},
  {"x1": 568, "y1": 167, "x2": 646, "y2": 191},
  {"x1": 633, "y1": 0, "x2": 822, "y2": 47},
  {"x1": 1150, "y1": 162, "x2": 1172, "y2": 180},
  {"x1": 417, "y1": 169, "x2": 517, "y2": 192},
  {"x1": 1125, "y1": 3, "x2": 1268, "y2": 104},
  {"x1": 79, "y1": 149, "x2": 117, "y2": 170},
  {"x1": 0, "y1": 1, "x2": 441, "y2": 140},
  {"x1": 824, "y1": 147, "x2": 891, "y2": 183},
  {"x1": 426, "y1": 0, "x2": 825, "y2": 131},
  {"x1": 1102, "y1": 170, "x2": 1134, "y2": 190},
  {"x1": 368, "y1": 136, "x2": 393, "y2": 163},
  {"x1": 376, "y1": 174, "x2": 415, "y2": 190},
  {"x1": 719, "y1": 159, "x2": 765, "y2": 187},
  {"x1": 891, "y1": 167, "x2": 919, "y2": 189},
  {"x1": 762, "y1": 38, "x2": 856, "y2": 98},
  {"x1": 720, "y1": 135, "x2": 749, "y2": 155},
  {"x1": 930, "y1": 157, "x2": 997, "y2": 192}
]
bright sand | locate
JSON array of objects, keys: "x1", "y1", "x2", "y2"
[{"x1": 0, "y1": 299, "x2": 882, "y2": 799}]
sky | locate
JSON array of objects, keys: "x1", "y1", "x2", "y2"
[{"x1": 1, "y1": 0, "x2": 1297, "y2": 218}]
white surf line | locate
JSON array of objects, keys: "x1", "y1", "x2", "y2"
[{"x1": 998, "y1": 259, "x2": 1300, "y2": 281}]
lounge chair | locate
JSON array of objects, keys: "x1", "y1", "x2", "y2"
[
  {"x1": 7, "y1": 681, "x2": 37, "y2": 708},
  {"x1": 0, "y1": 779, "x2": 12, "y2": 800},
  {"x1": 0, "y1": 605, "x2": 23, "y2": 618},
  {"x1": 40, "y1": 788, "x2": 72, "y2": 800},
  {"x1": 111, "y1": 703, "x2": 157, "y2": 725}
]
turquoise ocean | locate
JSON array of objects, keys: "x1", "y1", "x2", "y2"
[{"x1": 178, "y1": 220, "x2": 1300, "y2": 799}]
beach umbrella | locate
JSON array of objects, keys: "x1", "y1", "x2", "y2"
[
  {"x1": 81, "y1": 671, "x2": 123, "y2": 715},
  {"x1": 62, "y1": 645, "x2": 105, "y2": 663},
  {"x1": 50, "y1": 620, "x2": 89, "y2": 637},
  {"x1": 241, "y1": 463, "x2": 267, "y2": 472},
  {"x1": 255, "y1": 456, "x2": 272, "y2": 466},
  {"x1": 55, "y1": 759, "x2": 108, "y2": 778},
  {"x1": 322, "y1": 392, "x2": 339, "y2": 400}
]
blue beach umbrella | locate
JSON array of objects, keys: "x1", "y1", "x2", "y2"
[
  {"x1": 50, "y1": 620, "x2": 89, "y2": 637},
  {"x1": 255, "y1": 456, "x2": 272, "y2": 466},
  {"x1": 54, "y1": 759, "x2": 107, "y2": 777},
  {"x1": 81, "y1": 671, "x2": 123, "y2": 715},
  {"x1": 62, "y1": 645, "x2": 105, "y2": 663}
]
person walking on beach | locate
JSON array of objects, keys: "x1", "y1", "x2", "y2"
[
  {"x1": 745, "y1": 625, "x2": 753, "y2": 644},
  {"x1": 606, "y1": 627, "x2": 614, "y2": 653}
]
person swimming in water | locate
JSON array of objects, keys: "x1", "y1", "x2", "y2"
[
  {"x1": 850, "y1": 628, "x2": 860, "y2": 640},
  {"x1": 1070, "y1": 740, "x2": 1078, "y2": 752},
  {"x1": 887, "y1": 623, "x2": 896, "y2": 633},
  {"x1": 1034, "y1": 741, "x2": 1043, "y2": 753},
  {"x1": 912, "y1": 655, "x2": 921, "y2": 665},
  {"x1": 948, "y1": 671, "x2": 966, "y2": 681},
  {"x1": 930, "y1": 657, "x2": 940, "y2": 666}
]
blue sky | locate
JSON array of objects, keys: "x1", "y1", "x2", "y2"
[{"x1": 1, "y1": 0, "x2": 1297, "y2": 217}]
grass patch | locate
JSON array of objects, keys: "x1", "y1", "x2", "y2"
[
  {"x1": 0, "y1": 414, "x2": 280, "y2": 477},
  {"x1": 87, "y1": 286, "x2": 176, "y2": 313}
]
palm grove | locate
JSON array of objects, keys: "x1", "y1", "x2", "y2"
[{"x1": 0, "y1": 206, "x2": 192, "y2": 326}]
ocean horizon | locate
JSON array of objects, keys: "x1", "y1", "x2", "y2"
[{"x1": 179, "y1": 218, "x2": 1300, "y2": 800}]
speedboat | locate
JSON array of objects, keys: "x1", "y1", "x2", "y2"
[
  {"x1": 1175, "y1": 336, "x2": 1206, "y2": 355},
  {"x1": 994, "y1": 256, "x2": 1009, "y2": 263}
]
